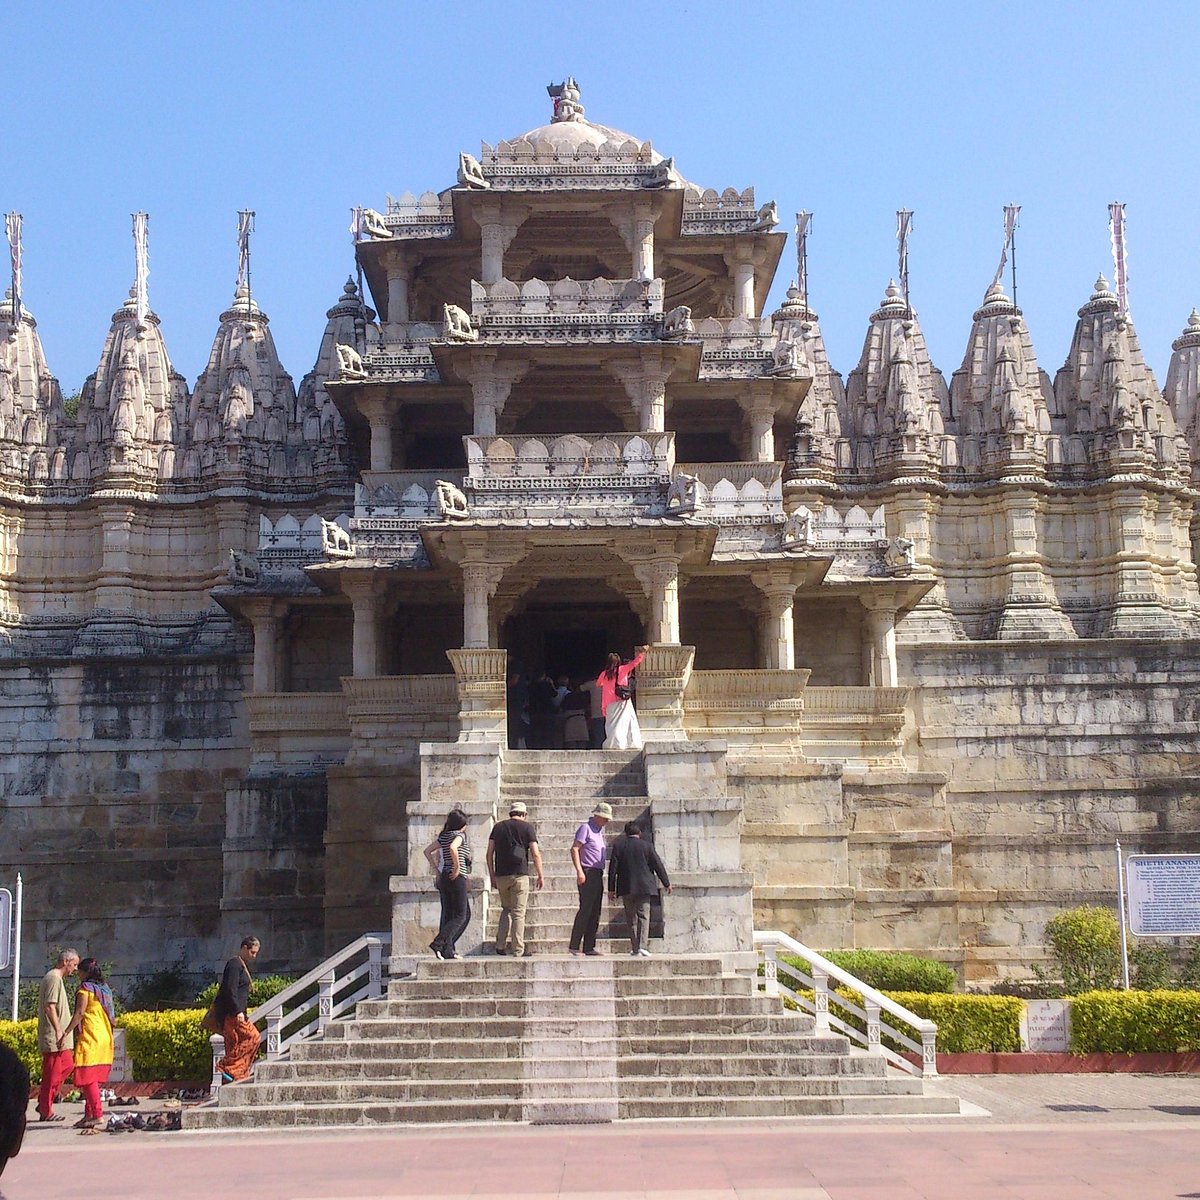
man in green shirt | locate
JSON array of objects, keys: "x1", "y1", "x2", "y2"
[{"x1": 36, "y1": 948, "x2": 79, "y2": 1122}]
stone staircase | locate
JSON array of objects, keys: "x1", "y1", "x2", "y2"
[
  {"x1": 187, "y1": 954, "x2": 958, "y2": 1128},
  {"x1": 490, "y1": 750, "x2": 649, "y2": 953}
]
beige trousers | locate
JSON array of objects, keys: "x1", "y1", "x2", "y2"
[{"x1": 495, "y1": 874, "x2": 532, "y2": 956}]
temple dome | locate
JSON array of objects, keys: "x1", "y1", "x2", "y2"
[{"x1": 504, "y1": 117, "x2": 662, "y2": 161}]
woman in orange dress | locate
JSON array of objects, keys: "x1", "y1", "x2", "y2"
[{"x1": 62, "y1": 957, "x2": 114, "y2": 1129}]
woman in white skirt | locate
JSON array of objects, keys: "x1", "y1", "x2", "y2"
[{"x1": 597, "y1": 647, "x2": 647, "y2": 750}]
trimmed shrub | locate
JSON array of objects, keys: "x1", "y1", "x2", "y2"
[
  {"x1": 0, "y1": 1019, "x2": 41, "y2": 1083},
  {"x1": 1131, "y1": 943, "x2": 1174, "y2": 991},
  {"x1": 1070, "y1": 990, "x2": 1200, "y2": 1054},
  {"x1": 194, "y1": 974, "x2": 296, "y2": 1009},
  {"x1": 884, "y1": 992, "x2": 1023, "y2": 1053},
  {"x1": 117, "y1": 1010, "x2": 212, "y2": 1081},
  {"x1": 786, "y1": 950, "x2": 956, "y2": 994},
  {"x1": 1045, "y1": 906, "x2": 1122, "y2": 992}
]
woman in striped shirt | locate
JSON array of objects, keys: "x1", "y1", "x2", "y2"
[{"x1": 424, "y1": 808, "x2": 473, "y2": 959}]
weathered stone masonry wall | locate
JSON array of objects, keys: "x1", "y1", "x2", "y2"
[{"x1": 0, "y1": 654, "x2": 250, "y2": 990}]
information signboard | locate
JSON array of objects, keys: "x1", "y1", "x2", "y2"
[
  {"x1": 1127, "y1": 854, "x2": 1200, "y2": 937},
  {"x1": 0, "y1": 888, "x2": 10, "y2": 971}
]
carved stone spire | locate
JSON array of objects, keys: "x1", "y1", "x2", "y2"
[
  {"x1": 78, "y1": 287, "x2": 188, "y2": 484},
  {"x1": 294, "y1": 278, "x2": 372, "y2": 479},
  {"x1": 773, "y1": 283, "x2": 845, "y2": 479},
  {"x1": 948, "y1": 281, "x2": 1053, "y2": 472},
  {"x1": 844, "y1": 281, "x2": 948, "y2": 474},
  {"x1": 1053, "y1": 275, "x2": 1183, "y2": 476},
  {"x1": 186, "y1": 283, "x2": 306, "y2": 484},
  {"x1": 1163, "y1": 309, "x2": 1200, "y2": 479},
  {"x1": 0, "y1": 288, "x2": 69, "y2": 485}
]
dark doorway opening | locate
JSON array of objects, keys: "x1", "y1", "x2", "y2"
[{"x1": 543, "y1": 628, "x2": 607, "y2": 685}]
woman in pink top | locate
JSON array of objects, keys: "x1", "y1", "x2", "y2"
[{"x1": 597, "y1": 647, "x2": 647, "y2": 750}]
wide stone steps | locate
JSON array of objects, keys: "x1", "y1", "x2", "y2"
[{"x1": 187, "y1": 954, "x2": 958, "y2": 1129}]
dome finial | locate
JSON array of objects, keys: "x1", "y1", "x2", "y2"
[{"x1": 547, "y1": 77, "x2": 584, "y2": 123}]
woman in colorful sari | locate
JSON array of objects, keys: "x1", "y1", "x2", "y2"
[
  {"x1": 598, "y1": 647, "x2": 646, "y2": 750},
  {"x1": 62, "y1": 957, "x2": 114, "y2": 1129}
]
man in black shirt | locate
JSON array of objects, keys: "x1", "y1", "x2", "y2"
[
  {"x1": 607, "y1": 822, "x2": 671, "y2": 957},
  {"x1": 486, "y1": 803, "x2": 545, "y2": 956},
  {"x1": 214, "y1": 936, "x2": 261, "y2": 1082}
]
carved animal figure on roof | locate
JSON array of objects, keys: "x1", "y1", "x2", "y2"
[
  {"x1": 771, "y1": 336, "x2": 805, "y2": 378},
  {"x1": 360, "y1": 209, "x2": 392, "y2": 240},
  {"x1": 228, "y1": 550, "x2": 259, "y2": 585},
  {"x1": 665, "y1": 471, "x2": 700, "y2": 515},
  {"x1": 321, "y1": 518, "x2": 353, "y2": 557},
  {"x1": 662, "y1": 306, "x2": 694, "y2": 340},
  {"x1": 883, "y1": 536, "x2": 915, "y2": 573},
  {"x1": 335, "y1": 343, "x2": 367, "y2": 379},
  {"x1": 781, "y1": 509, "x2": 814, "y2": 551},
  {"x1": 442, "y1": 304, "x2": 478, "y2": 343},
  {"x1": 751, "y1": 201, "x2": 779, "y2": 231},
  {"x1": 435, "y1": 479, "x2": 470, "y2": 520},
  {"x1": 458, "y1": 153, "x2": 490, "y2": 190}
]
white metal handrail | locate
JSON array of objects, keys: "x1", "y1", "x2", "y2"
[
  {"x1": 754, "y1": 930, "x2": 938, "y2": 1077},
  {"x1": 208, "y1": 933, "x2": 390, "y2": 1094}
]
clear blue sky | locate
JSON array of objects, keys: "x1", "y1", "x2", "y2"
[{"x1": 6, "y1": 2, "x2": 1198, "y2": 395}]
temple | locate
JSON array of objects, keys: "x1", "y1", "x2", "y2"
[{"x1": 2, "y1": 81, "x2": 1199, "y2": 987}]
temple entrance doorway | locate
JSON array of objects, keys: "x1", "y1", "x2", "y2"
[{"x1": 543, "y1": 628, "x2": 607, "y2": 684}]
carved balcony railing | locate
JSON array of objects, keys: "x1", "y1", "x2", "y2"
[
  {"x1": 468, "y1": 277, "x2": 665, "y2": 342},
  {"x1": 342, "y1": 674, "x2": 459, "y2": 764},
  {"x1": 683, "y1": 669, "x2": 809, "y2": 748},
  {"x1": 256, "y1": 512, "x2": 353, "y2": 567},
  {"x1": 244, "y1": 691, "x2": 351, "y2": 765},
  {"x1": 466, "y1": 432, "x2": 674, "y2": 485},
  {"x1": 672, "y1": 462, "x2": 783, "y2": 523},
  {"x1": 801, "y1": 686, "x2": 912, "y2": 767},
  {"x1": 356, "y1": 471, "x2": 467, "y2": 519},
  {"x1": 681, "y1": 185, "x2": 762, "y2": 236},
  {"x1": 380, "y1": 191, "x2": 455, "y2": 239}
]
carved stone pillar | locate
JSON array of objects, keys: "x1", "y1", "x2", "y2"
[
  {"x1": 476, "y1": 200, "x2": 528, "y2": 286},
  {"x1": 861, "y1": 600, "x2": 899, "y2": 688},
  {"x1": 243, "y1": 597, "x2": 284, "y2": 692},
  {"x1": 610, "y1": 199, "x2": 657, "y2": 280},
  {"x1": 360, "y1": 399, "x2": 396, "y2": 472},
  {"x1": 461, "y1": 561, "x2": 504, "y2": 649},
  {"x1": 343, "y1": 575, "x2": 387, "y2": 678},
  {"x1": 635, "y1": 644, "x2": 695, "y2": 742},
  {"x1": 445, "y1": 648, "x2": 509, "y2": 743},
  {"x1": 632, "y1": 558, "x2": 680, "y2": 645},
  {"x1": 610, "y1": 354, "x2": 672, "y2": 434},
  {"x1": 752, "y1": 575, "x2": 795, "y2": 670},
  {"x1": 726, "y1": 244, "x2": 758, "y2": 319},
  {"x1": 739, "y1": 386, "x2": 777, "y2": 462},
  {"x1": 463, "y1": 352, "x2": 527, "y2": 437},
  {"x1": 384, "y1": 257, "x2": 413, "y2": 337}
]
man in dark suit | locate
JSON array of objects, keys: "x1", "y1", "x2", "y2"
[{"x1": 607, "y1": 821, "x2": 671, "y2": 957}]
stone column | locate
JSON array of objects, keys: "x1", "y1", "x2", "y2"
[
  {"x1": 461, "y1": 561, "x2": 504, "y2": 649},
  {"x1": 384, "y1": 259, "x2": 413, "y2": 338},
  {"x1": 610, "y1": 354, "x2": 672, "y2": 434},
  {"x1": 476, "y1": 200, "x2": 527, "y2": 286},
  {"x1": 242, "y1": 598, "x2": 283, "y2": 692},
  {"x1": 359, "y1": 400, "x2": 394, "y2": 472},
  {"x1": 726, "y1": 244, "x2": 757, "y2": 319},
  {"x1": 862, "y1": 600, "x2": 898, "y2": 688},
  {"x1": 463, "y1": 352, "x2": 527, "y2": 437},
  {"x1": 630, "y1": 557, "x2": 681, "y2": 645},
  {"x1": 739, "y1": 388, "x2": 777, "y2": 462},
  {"x1": 752, "y1": 576, "x2": 795, "y2": 670},
  {"x1": 343, "y1": 575, "x2": 386, "y2": 678},
  {"x1": 608, "y1": 199, "x2": 658, "y2": 280}
]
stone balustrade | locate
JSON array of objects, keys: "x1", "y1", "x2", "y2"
[
  {"x1": 683, "y1": 669, "x2": 810, "y2": 750},
  {"x1": 244, "y1": 691, "x2": 350, "y2": 765},
  {"x1": 341, "y1": 675, "x2": 458, "y2": 765},
  {"x1": 466, "y1": 432, "x2": 674, "y2": 482},
  {"x1": 257, "y1": 512, "x2": 353, "y2": 565},
  {"x1": 673, "y1": 462, "x2": 783, "y2": 519},
  {"x1": 356, "y1": 471, "x2": 466, "y2": 518},
  {"x1": 379, "y1": 191, "x2": 455, "y2": 239},
  {"x1": 467, "y1": 277, "x2": 665, "y2": 342},
  {"x1": 801, "y1": 685, "x2": 912, "y2": 768},
  {"x1": 446, "y1": 648, "x2": 508, "y2": 742},
  {"x1": 791, "y1": 504, "x2": 887, "y2": 545},
  {"x1": 636, "y1": 644, "x2": 695, "y2": 742}
]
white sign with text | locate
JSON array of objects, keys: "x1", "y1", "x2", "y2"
[{"x1": 1127, "y1": 854, "x2": 1200, "y2": 937}]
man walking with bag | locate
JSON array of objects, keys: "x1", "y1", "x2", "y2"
[
  {"x1": 487, "y1": 802, "x2": 545, "y2": 956},
  {"x1": 569, "y1": 802, "x2": 612, "y2": 956}
]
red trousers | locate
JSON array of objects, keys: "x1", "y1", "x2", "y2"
[
  {"x1": 218, "y1": 1014, "x2": 261, "y2": 1081},
  {"x1": 37, "y1": 1049, "x2": 74, "y2": 1118}
]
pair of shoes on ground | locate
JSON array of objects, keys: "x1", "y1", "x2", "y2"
[
  {"x1": 429, "y1": 942, "x2": 464, "y2": 960},
  {"x1": 72, "y1": 1116, "x2": 100, "y2": 1129},
  {"x1": 569, "y1": 949, "x2": 604, "y2": 957},
  {"x1": 629, "y1": 947, "x2": 652, "y2": 957},
  {"x1": 38, "y1": 1113, "x2": 65, "y2": 1123},
  {"x1": 110, "y1": 1095, "x2": 140, "y2": 1107}
]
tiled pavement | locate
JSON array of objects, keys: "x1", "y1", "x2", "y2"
[{"x1": 9, "y1": 1073, "x2": 1200, "y2": 1199}]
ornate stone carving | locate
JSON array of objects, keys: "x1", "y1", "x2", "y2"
[
  {"x1": 360, "y1": 208, "x2": 393, "y2": 239},
  {"x1": 750, "y1": 201, "x2": 779, "y2": 231},
  {"x1": 435, "y1": 479, "x2": 471, "y2": 520},
  {"x1": 335, "y1": 343, "x2": 367, "y2": 379},
  {"x1": 781, "y1": 508, "x2": 814, "y2": 551},
  {"x1": 321, "y1": 518, "x2": 353, "y2": 557},
  {"x1": 227, "y1": 549, "x2": 259, "y2": 584},
  {"x1": 665, "y1": 471, "x2": 700, "y2": 515},
  {"x1": 457, "y1": 152, "x2": 490, "y2": 189},
  {"x1": 442, "y1": 304, "x2": 477, "y2": 343},
  {"x1": 882, "y1": 536, "x2": 915, "y2": 574},
  {"x1": 662, "y1": 306, "x2": 694, "y2": 340},
  {"x1": 771, "y1": 336, "x2": 804, "y2": 377}
]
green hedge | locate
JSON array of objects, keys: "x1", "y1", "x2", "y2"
[
  {"x1": 816, "y1": 951, "x2": 956, "y2": 994},
  {"x1": 194, "y1": 974, "x2": 295, "y2": 1009},
  {"x1": 0, "y1": 1019, "x2": 40, "y2": 1083},
  {"x1": 118, "y1": 1010, "x2": 213, "y2": 1081},
  {"x1": 884, "y1": 992, "x2": 1023, "y2": 1053},
  {"x1": 1071, "y1": 990, "x2": 1200, "y2": 1054}
]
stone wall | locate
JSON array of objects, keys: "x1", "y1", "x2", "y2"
[{"x1": 0, "y1": 654, "x2": 248, "y2": 992}]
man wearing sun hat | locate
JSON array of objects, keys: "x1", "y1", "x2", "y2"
[
  {"x1": 568, "y1": 801, "x2": 612, "y2": 956},
  {"x1": 487, "y1": 801, "x2": 544, "y2": 956}
]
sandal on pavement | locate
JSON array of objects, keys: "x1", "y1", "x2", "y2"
[{"x1": 38, "y1": 1114, "x2": 64, "y2": 1123}]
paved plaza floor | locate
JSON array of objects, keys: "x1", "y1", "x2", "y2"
[{"x1": 6, "y1": 1074, "x2": 1200, "y2": 1199}]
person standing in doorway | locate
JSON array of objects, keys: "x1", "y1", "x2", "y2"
[
  {"x1": 598, "y1": 647, "x2": 647, "y2": 750},
  {"x1": 214, "y1": 936, "x2": 262, "y2": 1083},
  {"x1": 582, "y1": 675, "x2": 605, "y2": 748},
  {"x1": 608, "y1": 821, "x2": 671, "y2": 956},
  {"x1": 487, "y1": 802, "x2": 545, "y2": 956},
  {"x1": 569, "y1": 802, "x2": 612, "y2": 956},
  {"x1": 36, "y1": 948, "x2": 78, "y2": 1122},
  {"x1": 61, "y1": 957, "x2": 115, "y2": 1128}
]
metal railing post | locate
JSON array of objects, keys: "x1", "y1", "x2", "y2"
[
  {"x1": 763, "y1": 943, "x2": 779, "y2": 996},
  {"x1": 318, "y1": 970, "x2": 335, "y2": 1034},
  {"x1": 209, "y1": 1034, "x2": 225, "y2": 1096},
  {"x1": 812, "y1": 967, "x2": 832, "y2": 1033}
]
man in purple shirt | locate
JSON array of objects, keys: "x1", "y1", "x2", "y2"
[{"x1": 568, "y1": 802, "x2": 612, "y2": 956}]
